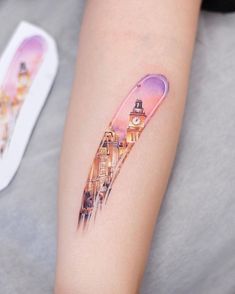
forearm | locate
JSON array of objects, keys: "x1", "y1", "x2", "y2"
[{"x1": 55, "y1": 0, "x2": 201, "y2": 293}]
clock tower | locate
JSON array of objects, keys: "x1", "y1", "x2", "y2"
[
  {"x1": 16, "y1": 62, "x2": 30, "y2": 102},
  {"x1": 126, "y1": 98, "x2": 146, "y2": 143}
]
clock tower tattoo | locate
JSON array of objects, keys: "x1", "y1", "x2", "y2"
[
  {"x1": 78, "y1": 74, "x2": 169, "y2": 229},
  {"x1": 126, "y1": 99, "x2": 146, "y2": 143}
]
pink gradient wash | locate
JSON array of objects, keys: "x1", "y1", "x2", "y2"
[
  {"x1": 111, "y1": 74, "x2": 169, "y2": 140},
  {"x1": 78, "y1": 74, "x2": 169, "y2": 227},
  {"x1": 2, "y1": 35, "x2": 47, "y2": 100}
]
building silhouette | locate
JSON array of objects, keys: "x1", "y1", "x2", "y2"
[
  {"x1": 79, "y1": 97, "x2": 147, "y2": 221},
  {"x1": 0, "y1": 62, "x2": 30, "y2": 154}
]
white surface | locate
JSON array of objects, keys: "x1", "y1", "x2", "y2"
[{"x1": 0, "y1": 21, "x2": 58, "y2": 191}]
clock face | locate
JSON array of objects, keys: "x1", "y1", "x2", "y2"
[{"x1": 132, "y1": 116, "x2": 141, "y2": 125}]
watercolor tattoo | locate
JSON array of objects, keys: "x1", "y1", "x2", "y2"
[
  {"x1": 0, "y1": 36, "x2": 46, "y2": 155},
  {"x1": 78, "y1": 74, "x2": 169, "y2": 228}
]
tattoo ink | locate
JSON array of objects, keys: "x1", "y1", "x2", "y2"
[{"x1": 78, "y1": 74, "x2": 169, "y2": 228}]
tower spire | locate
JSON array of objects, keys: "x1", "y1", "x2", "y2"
[{"x1": 132, "y1": 97, "x2": 145, "y2": 114}]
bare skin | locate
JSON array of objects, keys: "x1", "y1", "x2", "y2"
[{"x1": 55, "y1": 0, "x2": 201, "y2": 293}]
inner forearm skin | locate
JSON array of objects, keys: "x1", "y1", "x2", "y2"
[{"x1": 55, "y1": 0, "x2": 201, "y2": 293}]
